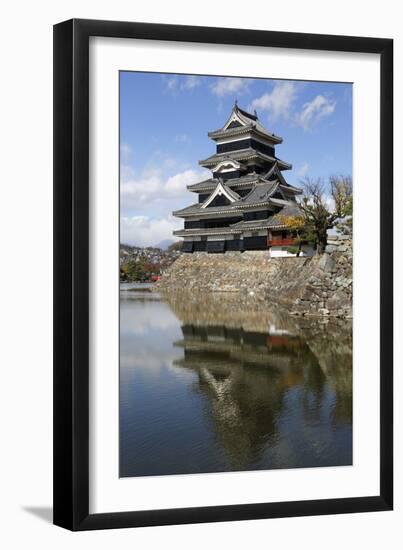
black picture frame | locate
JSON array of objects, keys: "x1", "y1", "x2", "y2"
[{"x1": 53, "y1": 18, "x2": 393, "y2": 531}]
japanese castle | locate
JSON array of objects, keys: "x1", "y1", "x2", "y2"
[{"x1": 173, "y1": 102, "x2": 305, "y2": 256}]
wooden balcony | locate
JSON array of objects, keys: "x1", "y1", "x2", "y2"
[{"x1": 267, "y1": 238, "x2": 296, "y2": 247}]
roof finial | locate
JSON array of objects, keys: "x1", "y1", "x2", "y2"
[
  {"x1": 254, "y1": 109, "x2": 258, "y2": 119},
  {"x1": 234, "y1": 98, "x2": 238, "y2": 108}
]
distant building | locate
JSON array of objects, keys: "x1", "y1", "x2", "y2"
[{"x1": 173, "y1": 102, "x2": 310, "y2": 256}]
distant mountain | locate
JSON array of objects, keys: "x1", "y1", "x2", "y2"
[
  {"x1": 120, "y1": 241, "x2": 179, "y2": 253},
  {"x1": 120, "y1": 243, "x2": 160, "y2": 253},
  {"x1": 154, "y1": 239, "x2": 174, "y2": 250}
]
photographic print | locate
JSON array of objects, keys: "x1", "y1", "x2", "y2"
[{"x1": 119, "y1": 72, "x2": 353, "y2": 478}]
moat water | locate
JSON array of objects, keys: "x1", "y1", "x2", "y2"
[{"x1": 120, "y1": 287, "x2": 352, "y2": 477}]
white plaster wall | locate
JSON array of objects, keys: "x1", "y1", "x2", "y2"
[{"x1": 270, "y1": 245, "x2": 315, "y2": 257}]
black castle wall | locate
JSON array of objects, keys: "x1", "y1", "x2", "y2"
[
  {"x1": 243, "y1": 236, "x2": 267, "y2": 250},
  {"x1": 216, "y1": 138, "x2": 275, "y2": 157},
  {"x1": 184, "y1": 216, "x2": 242, "y2": 229},
  {"x1": 244, "y1": 210, "x2": 270, "y2": 221},
  {"x1": 181, "y1": 237, "x2": 267, "y2": 253}
]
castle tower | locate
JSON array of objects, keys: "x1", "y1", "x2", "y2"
[{"x1": 173, "y1": 102, "x2": 303, "y2": 255}]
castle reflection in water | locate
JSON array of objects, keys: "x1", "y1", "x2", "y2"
[{"x1": 119, "y1": 289, "x2": 352, "y2": 477}]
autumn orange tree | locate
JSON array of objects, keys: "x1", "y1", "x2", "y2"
[{"x1": 275, "y1": 213, "x2": 308, "y2": 256}]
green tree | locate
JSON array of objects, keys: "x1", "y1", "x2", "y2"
[{"x1": 120, "y1": 257, "x2": 147, "y2": 282}]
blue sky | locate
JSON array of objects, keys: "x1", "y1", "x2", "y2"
[{"x1": 120, "y1": 72, "x2": 352, "y2": 247}]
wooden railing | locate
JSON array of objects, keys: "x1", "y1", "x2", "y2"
[{"x1": 267, "y1": 238, "x2": 296, "y2": 247}]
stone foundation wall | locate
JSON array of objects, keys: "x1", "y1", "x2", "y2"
[{"x1": 156, "y1": 235, "x2": 352, "y2": 318}]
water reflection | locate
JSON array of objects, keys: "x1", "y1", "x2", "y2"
[{"x1": 120, "y1": 290, "x2": 352, "y2": 477}]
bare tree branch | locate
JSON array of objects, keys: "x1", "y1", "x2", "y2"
[{"x1": 296, "y1": 175, "x2": 352, "y2": 254}]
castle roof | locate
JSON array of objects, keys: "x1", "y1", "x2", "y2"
[
  {"x1": 187, "y1": 172, "x2": 261, "y2": 192},
  {"x1": 172, "y1": 103, "x2": 301, "y2": 244},
  {"x1": 200, "y1": 180, "x2": 241, "y2": 207},
  {"x1": 173, "y1": 178, "x2": 289, "y2": 217},
  {"x1": 173, "y1": 203, "x2": 302, "y2": 237},
  {"x1": 232, "y1": 180, "x2": 279, "y2": 206},
  {"x1": 199, "y1": 148, "x2": 292, "y2": 170},
  {"x1": 172, "y1": 202, "x2": 244, "y2": 217},
  {"x1": 208, "y1": 104, "x2": 283, "y2": 144},
  {"x1": 187, "y1": 167, "x2": 302, "y2": 195}
]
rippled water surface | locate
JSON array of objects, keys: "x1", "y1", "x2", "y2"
[{"x1": 120, "y1": 288, "x2": 352, "y2": 477}]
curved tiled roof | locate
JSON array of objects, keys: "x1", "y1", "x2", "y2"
[
  {"x1": 208, "y1": 104, "x2": 283, "y2": 144},
  {"x1": 267, "y1": 203, "x2": 302, "y2": 223},
  {"x1": 173, "y1": 202, "x2": 242, "y2": 217},
  {"x1": 174, "y1": 202, "x2": 303, "y2": 235},
  {"x1": 173, "y1": 226, "x2": 242, "y2": 237},
  {"x1": 187, "y1": 172, "x2": 261, "y2": 192},
  {"x1": 172, "y1": 104, "x2": 302, "y2": 236},
  {"x1": 174, "y1": 176, "x2": 299, "y2": 217},
  {"x1": 237, "y1": 105, "x2": 258, "y2": 121},
  {"x1": 199, "y1": 148, "x2": 292, "y2": 170},
  {"x1": 233, "y1": 180, "x2": 279, "y2": 206},
  {"x1": 187, "y1": 172, "x2": 301, "y2": 198}
]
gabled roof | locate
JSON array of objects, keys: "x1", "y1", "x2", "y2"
[
  {"x1": 208, "y1": 103, "x2": 283, "y2": 144},
  {"x1": 187, "y1": 170, "x2": 301, "y2": 195},
  {"x1": 221, "y1": 104, "x2": 256, "y2": 131},
  {"x1": 187, "y1": 172, "x2": 261, "y2": 192},
  {"x1": 174, "y1": 177, "x2": 298, "y2": 217},
  {"x1": 236, "y1": 105, "x2": 258, "y2": 121},
  {"x1": 199, "y1": 148, "x2": 292, "y2": 170},
  {"x1": 201, "y1": 180, "x2": 240, "y2": 208}
]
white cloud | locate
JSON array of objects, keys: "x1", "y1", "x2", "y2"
[
  {"x1": 165, "y1": 170, "x2": 201, "y2": 195},
  {"x1": 296, "y1": 95, "x2": 336, "y2": 131},
  {"x1": 120, "y1": 215, "x2": 182, "y2": 247},
  {"x1": 166, "y1": 77, "x2": 177, "y2": 91},
  {"x1": 181, "y1": 76, "x2": 200, "y2": 90},
  {"x1": 120, "y1": 143, "x2": 132, "y2": 164},
  {"x1": 325, "y1": 195, "x2": 335, "y2": 211},
  {"x1": 297, "y1": 162, "x2": 309, "y2": 177},
  {"x1": 210, "y1": 77, "x2": 249, "y2": 97},
  {"x1": 165, "y1": 75, "x2": 200, "y2": 92},
  {"x1": 174, "y1": 133, "x2": 190, "y2": 143},
  {"x1": 121, "y1": 167, "x2": 204, "y2": 208},
  {"x1": 120, "y1": 163, "x2": 135, "y2": 182},
  {"x1": 250, "y1": 81, "x2": 297, "y2": 121}
]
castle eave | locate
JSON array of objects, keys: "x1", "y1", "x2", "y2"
[
  {"x1": 199, "y1": 148, "x2": 292, "y2": 170},
  {"x1": 173, "y1": 227, "x2": 242, "y2": 237},
  {"x1": 187, "y1": 173, "x2": 261, "y2": 192},
  {"x1": 173, "y1": 203, "x2": 242, "y2": 217},
  {"x1": 172, "y1": 103, "x2": 300, "y2": 251},
  {"x1": 173, "y1": 217, "x2": 291, "y2": 237},
  {"x1": 208, "y1": 124, "x2": 283, "y2": 144},
  {"x1": 209, "y1": 104, "x2": 284, "y2": 144},
  {"x1": 279, "y1": 183, "x2": 302, "y2": 194}
]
